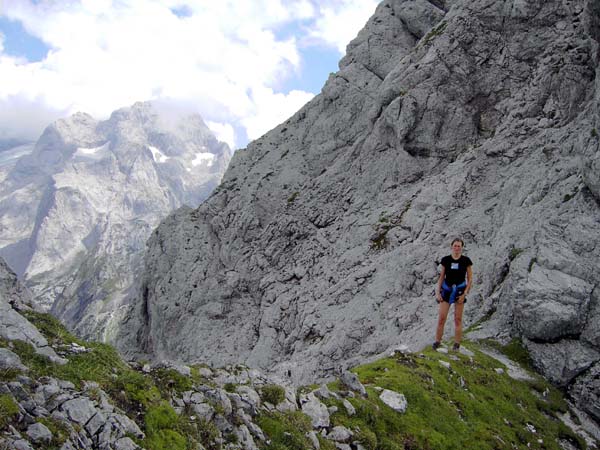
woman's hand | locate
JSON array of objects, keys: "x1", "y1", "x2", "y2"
[
  {"x1": 436, "y1": 293, "x2": 443, "y2": 303},
  {"x1": 457, "y1": 294, "x2": 466, "y2": 304}
]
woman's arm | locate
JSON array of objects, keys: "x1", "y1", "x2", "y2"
[
  {"x1": 436, "y1": 266, "x2": 446, "y2": 302},
  {"x1": 465, "y1": 265, "x2": 473, "y2": 295}
]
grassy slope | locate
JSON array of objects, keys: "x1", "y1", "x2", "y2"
[
  {"x1": 254, "y1": 343, "x2": 589, "y2": 450},
  {"x1": 0, "y1": 312, "x2": 592, "y2": 450}
]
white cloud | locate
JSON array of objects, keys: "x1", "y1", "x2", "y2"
[
  {"x1": 0, "y1": 0, "x2": 376, "y2": 146},
  {"x1": 308, "y1": 0, "x2": 379, "y2": 53},
  {"x1": 206, "y1": 121, "x2": 235, "y2": 150},
  {"x1": 241, "y1": 87, "x2": 314, "y2": 141}
]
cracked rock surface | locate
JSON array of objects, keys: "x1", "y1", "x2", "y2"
[{"x1": 119, "y1": 0, "x2": 600, "y2": 423}]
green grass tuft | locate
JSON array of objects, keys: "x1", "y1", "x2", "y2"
[
  {"x1": 38, "y1": 416, "x2": 71, "y2": 447},
  {"x1": 260, "y1": 384, "x2": 286, "y2": 405},
  {"x1": 143, "y1": 401, "x2": 188, "y2": 450},
  {"x1": 152, "y1": 368, "x2": 193, "y2": 395},
  {"x1": 224, "y1": 382, "x2": 237, "y2": 393},
  {"x1": 422, "y1": 21, "x2": 448, "y2": 46},
  {"x1": 528, "y1": 257, "x2": 537, "y2": 273},
  {"x1": 509, "y1": 247, "x2": 524, "y2": 261},
  {"x1": 0, "y1": 394, "x2": 19, "y2": 429},
  {"x1": 256, "y1": 411, "x2": 313, "y2": 450}
]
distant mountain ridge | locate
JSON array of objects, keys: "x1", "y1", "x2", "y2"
[{"x1": 0, "y1": 101, "x2": 232, "y2": 341}]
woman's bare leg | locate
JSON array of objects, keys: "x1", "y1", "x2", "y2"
[
  {"x1": 435, "y1": 302, "x2": 450, "y2": 343},
  {"x1": 454, "y1": 301, "x2": 465, "y2": 344}
]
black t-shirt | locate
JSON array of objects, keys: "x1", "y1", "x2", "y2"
[{"x1": 441, "y1": 255, "x2": 472, "y2": 286}]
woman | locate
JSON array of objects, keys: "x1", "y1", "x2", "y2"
[{"x1": 433, "y1": 238, "x2": 473, "y2": 351}]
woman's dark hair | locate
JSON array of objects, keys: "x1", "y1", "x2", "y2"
[{"x1": 451, "y1": 237, "x2": 464, "y2": 247}]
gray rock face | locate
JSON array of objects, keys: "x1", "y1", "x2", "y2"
[
  {"x1": 525, "y1": 339, "x2": 600, "y2": 388},
  {"x1": 570, "y1": 362, "x2": 600, "y2": 423},
  {"x1": 119, "y1": 0, "x2": 600, "y2": 418},
  {"x1": 0, "y1": 102, "x2": 231, "y2": 341},
  {"x1": 0, "y1": 258, "x2": 35, "y2": 311},
  {"x1": 0, "y1": 348, "x2": 28, "y2": 373},
  {"x1": 0, "y1": 259, "x2": 65, "y2": 364}
]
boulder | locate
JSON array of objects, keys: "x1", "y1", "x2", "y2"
[
  {"x1": 300, "y1": 393, "x2": 330, "y2": 428},
  {"x1": 327, "y1": 426, "x2": 353, "y2": 442},
  {"x1": 25, "y1": 422, "x2": 52, "y2": 444},
  {"x1": 525, "y1": 339, "x2": 600, "y2": 387},
  {"x1": 379, "y1": 389, "x2": 408, "y2": 413},
  {"x1": 339, "y1": 371, "x2": 367, "y2": 397},
  {"x1": 0, "y1": 348, "x2": 28, "y2": 373}
]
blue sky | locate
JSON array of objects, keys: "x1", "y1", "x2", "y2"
[
  {"x1": 0, "y1": 16, "x2": 50, "y2": 61},
  {"x1": 0, "y1": 0, "x2": 378, "y2": 148}
]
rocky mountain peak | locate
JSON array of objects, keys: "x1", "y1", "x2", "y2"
[
  {"x1": 117, "y1": 0, "x2": 600, "y2": 425},
  {"x1": 0, "y1": 102, "x2": 232, "y2": 341}
]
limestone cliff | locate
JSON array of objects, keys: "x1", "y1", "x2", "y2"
[{"x1": 119, "y1": 0, "x2": 600, "y2": 423}]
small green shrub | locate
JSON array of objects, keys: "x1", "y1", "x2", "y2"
[
  {"x1": 145, "y1": 401, "x2": 179, "y2": 431},
  {"x1": 355, "y1": 400, "x2": 379, "y2": 426},
  {"x1": 0, "y1": 368, "x2": 22, "y2": 382},
  {"x1": 281, "y1": 431, "x2": 307, "y2": 450},
  {"x1": 355, "y1": 427, "x2": 378, "y2": 450},
  {"x1": 509, "y1": 247, "x2": 524, "y2": 261},
  {"x1": 196, "y1": 419, "x2": 222, "y2": 450},
  {"x1": 378, "y1": 437, "x2": 404, "y2": 450},
  {"x1": 260, "y1": 384, "x2": 286, "y2": 405},
  {"x1": 501, "y1": 339, "x2": 532, "y2": 370},
  {"x1": 224, "y1": 431, "x2": 239, "y2": 444},
  {"x1": 152, "y1": 368, "x2": 193, "y2": 395},
  {"x1": 422, "y1": 21, "x2": 447, "y2": 46},
  {"x1": 370, "y1": 231, "x2": 389, "y2": 251},
  {"x1": 143, "y1": 402, "x2": 187, "y2": 450},
  {"x1": 38, "y1": 417, "x2": 70, "y2": 446},
  {"x1": 282, "y1": 411, "x2": 312, "y2": 433},
  {"x1": 591, "y1": 128, "x2": 598, "y2": 138},
  {"x1": 0, "y1": 394, "x2": 19, "y2": 429},
  {"x1": 528, "y1": 257, "x2": 537, "y2": 273},
  {"x1": 224, "y1": 383, "x2": 237, "y2": 393},
  {"x1": 144, "y1": 429, "x2": 187, "y2": 450},
  {"x1": 256, "y1": 411, "x2": 314, "y2": 450}
]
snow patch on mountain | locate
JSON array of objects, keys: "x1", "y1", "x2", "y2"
[
  {"x1": 148, "y1": 145, "x2": 170, "y2": 163},
  {"x1": 191, "y1": 150, "x2": 214, "y2": 167}
]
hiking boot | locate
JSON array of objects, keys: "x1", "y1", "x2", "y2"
[
  {"x1": 452, "y1": 342, "x2": 460, "y2": 351},
  {"x1": 432, "y1": 341, "x2": 441, "y2": 350}
]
